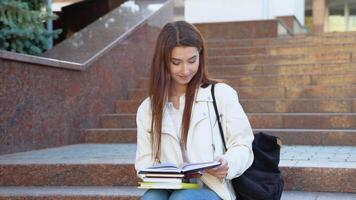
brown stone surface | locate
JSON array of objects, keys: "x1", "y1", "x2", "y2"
[
  {"x1": 240, "y1": 99, "x2": 353, "y2": 113},
  {"x1": 236, "y1": 87, "x2": 286, "y2": 99},
  {"x1": 0, "y1": 186, "x2": 143, "y2": 200},
  {"x1": 268, "y1": 43, "x2": 356, "y2": 55},
  {"x1": 208, "y1": 52, "x2": 351, "y2": 66},
  {"x1": 281, "y1": 114, "x2": 356, "y2": 129},
  {"x1": 0, "y1": 164, "x2": 138, "y2": 186},
  {"x1": 195, "y1": 20, "x2": 281, "y2": 40},
  {"x1": 208, "y1": 63, "x2": 356, "y2": 77},
  {"x1": 212, "y1": 63, "x2": 356, "y2": 77},
  {"x1": 85, "y1": 128, "x2": 136, "y2": 143},
  {"x1": 248, "y1": 114, "x2": 284, "y2": 129},
  {"x1": 263, "y1": 129, "x2": 356, "y2": 145},
  {"x1": 205, "y1": 33, "x2": 356, "y2": 48},
  {"x1": 237, "y1": 75, "x2": 312, "y2": 86},
  {"x1": 311, "y1": 74, "x2": 356, "y2": 85},
  {"x1": 0, "y1": 26, "x2": 151, "y2": 155},
  {"x1": 208, "y1": 47, "x2": 267, "y2": 56},
  {"x1": 100, "y1": 114, "x2": 136, "y2": 129},
  {"x1": 248, "y1": 113, "x2": 356, "y2": 129},
  {"x1": 287, "y1": 85, "x2": 356, "y2": 98},
  {"x1": 208, "y1": 43, "x2": 356, "y2": 57},
  {"x1": 321, "y1": 131, "x2": 356, "y2": 145},
  {"x1": 116, "y1": 101, "x2": 142, "y2": 113},
  {"x1": 282, "y1": 167, "x2": 355, "y2": 192},
  {"x1": 0, "y1": 2, "x2": 173, "y2": 155}
]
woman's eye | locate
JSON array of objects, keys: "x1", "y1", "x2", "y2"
[
  {"x1": 171, "y1": 61, "x2": 180, "y2": 65},
  {"x1": 188, "y1": 59, "x2": 196, "y2": 64}
]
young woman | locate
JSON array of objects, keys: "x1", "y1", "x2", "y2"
[{"x1": 135, "y1": 21, "x2": 254, "y2": 200}]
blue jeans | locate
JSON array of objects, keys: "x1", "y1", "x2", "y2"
[{"x1": 141, "y1": 187, "x2": 221, "y2": 200}]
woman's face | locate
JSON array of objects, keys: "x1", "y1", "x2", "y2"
[{"x1": 169, "y1": 46, "x2": 200, "y2": 88}]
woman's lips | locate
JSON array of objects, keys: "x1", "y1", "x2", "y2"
[{"x1": 179, "y1": 75, "x2": 191, "y2": 81}]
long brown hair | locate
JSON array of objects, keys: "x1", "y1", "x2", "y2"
[{"x1": 148, "y1": 21, "x2": 217, "y2": 161}]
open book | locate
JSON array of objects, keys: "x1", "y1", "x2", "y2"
[
  {"x1": 138, "y1": 161, "x2": 221, "y2": 174},
  {"x1": 138, "y1": 182, "x2": 200, "y2": 189}
]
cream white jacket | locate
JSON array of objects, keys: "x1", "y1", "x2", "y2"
[{"x1": 135, "y1": 83, "x2": 254, "y2": 200}]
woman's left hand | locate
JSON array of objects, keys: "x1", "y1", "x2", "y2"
[{"x1": 204, "y1": 157, "x2": 229, "y2": 179}]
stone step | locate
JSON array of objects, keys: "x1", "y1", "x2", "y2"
[
  {"x1": 0, "y1": 144, "x2": 138, "y2": 186},
  {"x1": 0, "y1": 187, "x2": 355, "y2": 200},
  {"x1": 100, "y1": 113, "x2": 136, "y2": 129},
  {"x1": 85, "y1": 128, "x2": 136, "y2": 143},
  {"x1": 208, "y1": 52, "x2": 351, "y2": 66},
  {"x1": 208, "y1": 63, "x2": 356, "y2": 76},
  {"x1": 208, "y1": 43, "x2": 356, "y2": 56},
  {"x1": 128, "y1": 85, "x2": 356, "y2": 100},
  {"x1": 116, "y1": 98, "x2": 356, "y2": 114},
  {"x1": 100, "y1": 113, "x2": 356, "y2": 129},
  {"x1": 0, "y1": 186, "x2": 143, "y2": 200},
  {"x1": 205, "y1": 34, "x2": 356, "y2": 48},
  {"x1": 0, "y1": 144, "x2": 355, "y2": 193},
  {"x1": 256, "y1": 128, "x2": 356, "y2": 146},
  {"x1": 136, "y1": 73, "x2": 356, "y2": 88},
  {"x1": 84, "y1": 127, "x2": 356, "y2": 146}
]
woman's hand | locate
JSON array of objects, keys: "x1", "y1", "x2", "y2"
[{"x1": 204, "y1": 157, "x2": 229, "y2": 179}]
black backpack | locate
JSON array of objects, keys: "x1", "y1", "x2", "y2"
[{"x1": 211, "y1": 84, "x2": 284, "y2": 200}]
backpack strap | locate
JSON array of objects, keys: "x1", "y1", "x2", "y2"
[{"x1": 210, "y1": 83, "x2": 227, "y2": 152}]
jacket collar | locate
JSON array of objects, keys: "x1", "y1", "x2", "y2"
[{"x1": 196, "y1": 84, "x2": 214, "y2": 102}]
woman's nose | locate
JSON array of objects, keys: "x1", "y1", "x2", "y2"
[{"x1": 182, "y1": 63, "x2": 190, "y2": 75}]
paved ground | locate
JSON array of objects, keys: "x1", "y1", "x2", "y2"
[
  {"x1": 0, "y1": 187, "x2": 355, "y2": 199},
  {"x1": 0, "y1": 144, "x2": 355, "y2": 168},
  {"x1": 0, "y1": 144, "x2": 355, "y2": 199}
]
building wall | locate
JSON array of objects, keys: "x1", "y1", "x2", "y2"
[{"x1": 185, "y1": 0, "x2": 305, "y2": 25}]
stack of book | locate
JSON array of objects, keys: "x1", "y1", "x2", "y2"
[{"x1": 138, "y1": 161, "x2": 221, "y2": 189}]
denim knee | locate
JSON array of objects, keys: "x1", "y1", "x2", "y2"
[
  {"x1": 141, "y1": 189, "x2": 171, "y2": 200},
  {"x1": 169, "y1": 188, "x2": 221, "y2": 200}
]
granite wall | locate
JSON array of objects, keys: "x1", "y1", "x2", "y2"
[{"x1": 0, "y1": 0, "x2": 173, "y2": 155}]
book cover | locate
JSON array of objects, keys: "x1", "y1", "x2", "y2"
[
  {"x1": 142, "y1": 177, "x2": 183, "y2": 183},
  {"x1": 143, "y1": 172, "x2": 202, "y2": 178},
  {"x1": 138, "y1": 161, "x2": 220, "y2": 174},
  {"x1": 138, "y1": 182, "x2": 200, "y2": 189}
]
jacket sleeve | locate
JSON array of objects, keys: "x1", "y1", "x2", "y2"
[
  {"x1": 134, "y1": 98, "x2": 155, "y2": 178},
  {"x1": 217, "y1": 83, "x2": 254, "y2": 180}
]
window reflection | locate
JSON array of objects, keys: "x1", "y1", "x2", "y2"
[
  {"x1": 328, "y1": 2, "x2": 345, "y2": 31},
  {"x1": 326, "y1": 0, "x2": 356, "y2": 32},
  {"x1": 348, "y1": 3, "x2": 356, "y2": 30}
]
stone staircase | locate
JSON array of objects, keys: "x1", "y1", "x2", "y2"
[{"x1": 1, "y1": 32, "x2": 356, "y2": 199}]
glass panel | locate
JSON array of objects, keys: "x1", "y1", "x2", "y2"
[
  {"x1": 42, "y1": 0, "x2": 169, "y2": 64},
  {"x1": 348, "y1": 3, "x2": 356, "y2": 30},
  {"x1": 328, "y1": 2, "x2": 345, "y2": 31},
  {"x1": 305, "y1": 9, "x2": 313, "y2": 32}
]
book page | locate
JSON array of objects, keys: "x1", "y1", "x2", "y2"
[
  {"x1": 181, "y1": 161, "x2": 221, "y2": 173},
  {"x1": 139, "y1": 163, "x2": 181, "y2": 174}
]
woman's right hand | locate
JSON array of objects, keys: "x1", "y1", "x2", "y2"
[{"x1": 204, "y1": 157, "x2": 229, "y2": 179}]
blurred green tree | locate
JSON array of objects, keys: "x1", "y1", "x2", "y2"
[{"x1": 0, "y1": 0, "x2": 61, "y2": 55}]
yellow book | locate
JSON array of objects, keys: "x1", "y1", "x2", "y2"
[{"x1": 138, "y1": 182, "x2": 200, "y2": 189}]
